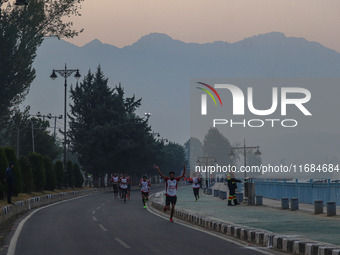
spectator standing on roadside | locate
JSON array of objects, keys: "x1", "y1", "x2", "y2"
[
  {"x1": 227, "y1": 172, "x2": 241, "y2": 206},
  {"x1": 4, "y1": 162, "x2": 15, "y2": 204}
]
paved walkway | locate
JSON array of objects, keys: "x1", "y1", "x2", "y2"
[{"x1": 169, "y1": 185, "x2": 340, "y2": 246}]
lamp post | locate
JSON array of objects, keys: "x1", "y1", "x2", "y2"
[
  {"x1": 229, "y1": 139, "x2": 262, "y2": 204},
  {"x1": 145, "y1": 112, "x2": 152, "y2": 120},
  {"x1": 50, "y1": 64, "x2": 80, "y2": 180},
  {"x1": 196, "y1": 156, "x2": 217, "y2": 188},
  {"x1": 229, "y1": 139, "x2": 261, "y2": 179}
]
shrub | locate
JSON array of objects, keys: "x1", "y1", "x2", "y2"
[
  {"x1": 4, "y1": 147, "x2": 23, "y2": 196},
  {"x1": 73, "y1": 163, "x2": 84, "y2": 188},
  {"x1": 28, "y1": 152, "x2": 46, "y2": 192},
  {"x1": 44, "y1": 156, "x2": 56, "y2": 191},
  {"x1": 54, "y1": 160, "x2": 64, "y2": 189},
  {"x1": 19, "y1": 156, "x2": 34, "y2": 193}
]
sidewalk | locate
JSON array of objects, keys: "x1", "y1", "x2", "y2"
[{"x1": 171, "y1": 185, "x2": 340, "y2": 246}]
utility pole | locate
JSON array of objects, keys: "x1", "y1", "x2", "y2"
[
  {"x1": 31, "y1": 121, "x2": 35, "y2": 153},
  {"x1": 16, "y1": 126, "x2": 20, "y2": 157}
]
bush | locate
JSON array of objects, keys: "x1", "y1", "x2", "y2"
[
  {"x1": 0, "y1": 147, "x2": 8, "y2": 199},
  {"x1": 4, "y1": 147, "x2": 23, "y2": 196},
  {"x1": 19, "y1": 156, "x2": 34, "y2": 193},
  {"x1": 28, "y1": 152, "x2": 46, "y2": 192},
  {"x1": 54, "y1": 160, "x2": 64, "y2": 189},
  {"x1": 66, "y1": 160, "x2": 74, "y2": 188},
  {"x1": 44, "y1": 156, "x2": 56, "y2": 191},
  {"x1": 73, "y1": 163, "x2": 84, "y2": 188}
]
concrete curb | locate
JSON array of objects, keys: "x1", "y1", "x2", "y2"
[
  {"x1": 0, "y1": 188, "x2": 104, "y2": 226},
  {"x1": 151, "y1": 193, "x2": 340, "y2": 255}
]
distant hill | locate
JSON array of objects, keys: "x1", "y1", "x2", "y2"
[{"x1": 24, "y1": 32, "x2": 340, "y2": 167}]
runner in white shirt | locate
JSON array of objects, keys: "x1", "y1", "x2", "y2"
[
  {"x1": 119, "y1": 173, "x2": 130, "y2": 203},
  {"x1": 192, "y1": 175, "x2": 201, "y2": 201},
  {"x1": 139, "y1": 176, "x2": 151, "y2": 209},
  {"x1": 111, "y1": 173, "x2": 119, "y2": 199},
  {"x1": 154, "y1": 164, "x2": 186, "y2": 222}
]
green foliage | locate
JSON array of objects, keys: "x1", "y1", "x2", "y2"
[
  {"x1": 4, "y1": 109, "x2": 62, "y2": 160},
  {"x1": 68, "y1": 67, "x2": 153, "y2": 184},
  {"x1": 19, "y1": 156, "x2": 33, "y2": 193},
  {"x1": 54, "y1": 160, "x2": 64, "y2": 189},
  {"x1": 43, "y1": 156, "x2": 56, "y2": 191},
  {"x1": 246, "y1": 152, "x2": 263, "y2": 178},
  {"x1": 73, "y1": 163, "x2": 84, "y2": 188},
  {"x1": 0, "y1": 147, "x2": 8, "y2": 199},
  {"x1": 157, "y1": 142, "x2": 186, "y2": 176},
  {"x1": 0, "y1": 0, "x2": 84, "y2": 133},
  {"x1": 184, "y1": 137, "x2": 203, "y2": 172},
  {"x1": 4, "y1": 147, "x2": 23, "y2": 195},
  {"x1": 68, "y1": 66, "x2": 187, "y2": 185},
  {"x1": 202, "y1": 128, "x2": 233, "y2": 167},
  {"x1": 28, "y1": 152, "x2": 45, "y2": 191},
  {"x1": 66, "y1": 160, "x2": 74, "y2": 188}
]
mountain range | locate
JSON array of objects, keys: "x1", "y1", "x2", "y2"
[{"x1": 24, "y1": 32, "x2": 340, "y2": 169}]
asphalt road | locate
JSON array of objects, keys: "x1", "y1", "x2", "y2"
[{"x1": 5, "y1": 189, "x2": 275, "y2": 255}]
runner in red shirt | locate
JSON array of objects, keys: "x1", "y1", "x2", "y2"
[{"x1": 154, "y1": 164, "x2": 186, "y2": 222}]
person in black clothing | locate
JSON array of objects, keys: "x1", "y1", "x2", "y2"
[
  {"x1": 226, "y1": 172, "x2": 241, "y2": 206},
  {"x1": 4, "y1": 162, "x2": 15, "y2": 204}
]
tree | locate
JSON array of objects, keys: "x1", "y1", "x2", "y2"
[
  {"x1": 73, "y1": 163, "x2": 83, "y2": 188},
  {"x1": 54, "y1": 160, "x2": 64, "y2": 189},
  {"x1": 68, "y1": 66, "x2": 153, "y2": 186},
  {"x1": 0, "y1": 0, "x2": 84, "y2": 128},
  {"x1": 184, "y1": 137, "x2": 203, "y2": 173},
  {"x1": 19, "y1": 156, "x2": 33, "y2": 193},
  {"x1": 202, "y1": 128, "x2": 233, "y2": 167},
  {"x1": 28, "y1": 152, "x2": 45, "y2": 191},
  {"x1": 157, "y1": 142, "x2": 186, "y2": 176},
  {"x1": 246, "y1": 152, "x2": 263, "y2": 178},
  {"x1": 5, "y1": 108, "x2": 62, "y2": 160},
  {"x1": 43, "y1": 156, "x2": 56, "y2": 191},
  {"x1": 0, "y1": 147, "x2": 8, "y2": 199},
  {"x1": 4, "y1": 146, "x2": 23, "y2": 195},
  {"x1": 66, "y1": 160, "x2": 74, "y2": 188}
]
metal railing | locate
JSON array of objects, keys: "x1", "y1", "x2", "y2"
[{"x1": 254, "y1": 179, "x2": 340, "y2": 204}]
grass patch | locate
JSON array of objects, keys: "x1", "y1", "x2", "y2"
[{"x1": 0, "y1": 187, "x2": 94, "y2": 207}]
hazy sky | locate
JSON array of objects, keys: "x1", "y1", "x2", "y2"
[{"x1": 66, "y1": 0, "x2": 340, "y2": 52}]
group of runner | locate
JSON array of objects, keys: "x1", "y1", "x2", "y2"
[
  {"x1": 110, "y1": 164, "x2": 204, "y2": 223},
  {"x1": 110, "y1": 173, "x2": 151, "y2": 206},
  {"x1": 110, "y1": 173, "x2": 131, "y2": 203}
]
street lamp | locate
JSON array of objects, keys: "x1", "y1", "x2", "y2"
[
  {"x1": 229, "y1": 139, "x2": 261, "y2": 179},
  {"x1": 145, "y1": 112, "x2": 152, "y2": 120},
  {"x1": 50, "y1": 64, "x2": 80, "y2": 184},
  {"x1": 229, "y1": 139, "x2": 262, "y2": 205},
  {"x1": 196, "y1": 157, "x2": 217, "y2": 188}
]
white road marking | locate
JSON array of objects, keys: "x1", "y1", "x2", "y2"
[
  {"x1": 115, "y1": 238, "x2": 131, "y2": 249},
  {"x1": 147, "y1": 195, "x2": 274, "y2": 255},
  {"x1": 99, "y1": 224, "x2": 108, "y2": 232},
  {"x1": 92, "y1": 217, "x2": 97, "y2": 222},
  {"x1": 101, "y1": 203, "x2": 105, "y2": 206},
  {"x1": 7, "y1": 194, "x2": 92, "y2": 255},
  {"x1": 96, "y1": 206, "x2": 101, "y2": 210},
  {"x1": 92, "y1": 210, "x2": 96, "y2": 215}
]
